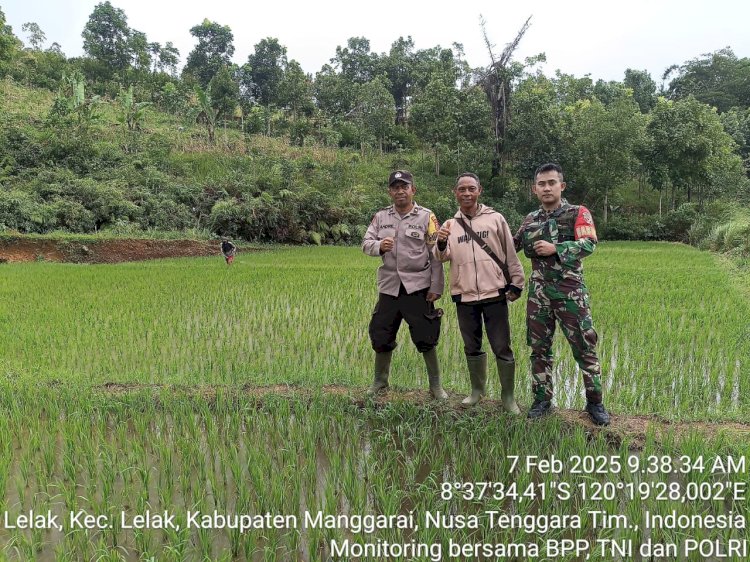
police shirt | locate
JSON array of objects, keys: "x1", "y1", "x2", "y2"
[{"x1": 362, "y1": 204, "x2": 444, "y2": 297}]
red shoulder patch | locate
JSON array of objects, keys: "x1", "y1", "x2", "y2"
[{"x1": 574, "y1": 207, "x2": 597, "y2": 241}]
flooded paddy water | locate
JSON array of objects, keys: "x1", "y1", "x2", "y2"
[
  {"x1": 1, "y1": 243, "x2": 749, "y2": 559},
  {"x1": 0, "y1": 386, "x2": 747, "y2": 561}
]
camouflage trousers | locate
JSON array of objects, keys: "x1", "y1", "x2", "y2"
[{"x1": 527, "y1": 279, "x2": 602, "y2": 403}]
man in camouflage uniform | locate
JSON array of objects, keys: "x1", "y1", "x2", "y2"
[
  {"x1": 513, "y1": 163, "x2": 610, "y2": 425},
  {"x1": 362, "y1": 170, "x2": 447, "y2": 399}
]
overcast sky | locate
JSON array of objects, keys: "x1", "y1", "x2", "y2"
[{"x1": 3, "y1": 0, "x2": 749, "y2": 84}]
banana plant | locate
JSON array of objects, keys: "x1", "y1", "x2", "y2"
[
  {"x1": 194, "y1": 84, "x2": 220, "y2": 143},
  {"x1": 118, "y1": 85, "x2": 151, "y2": 131}
]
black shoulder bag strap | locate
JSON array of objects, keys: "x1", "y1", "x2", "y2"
[{"x1": 455, "y1": 216, "x2": 511, "y2": 285}]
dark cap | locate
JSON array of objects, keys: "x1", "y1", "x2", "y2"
[{"x1": 388, "y1": 170, "x2": 413, "y2": 186}]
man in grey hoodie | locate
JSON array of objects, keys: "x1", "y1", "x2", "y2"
[{"x1": 435, "y1": 172, "x2": 525, "y2": 411}]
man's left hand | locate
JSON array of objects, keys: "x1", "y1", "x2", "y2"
[
  {"x1": 533, "y1": 240, "x2": 557, "y2": 256},
  {"x1": 426, "y1": 292, "x2": 440, "y2": 302}
]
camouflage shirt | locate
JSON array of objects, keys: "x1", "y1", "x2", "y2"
[{"x1": 513, "y1": 200, "x2": 597, "y2": 289}]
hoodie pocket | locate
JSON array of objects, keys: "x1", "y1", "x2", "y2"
[{"x1": 475, "y1": 258, "x2": 505, "y2": 291}]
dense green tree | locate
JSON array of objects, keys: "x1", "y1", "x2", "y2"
[
  {"x1": 354, "y1": 76, "x2": 395, "y2": 153},
  {"x1": 507, "y1": 74, "x2": 564, "y2": 177},
  {"x1": 81, "y1": 1, "x2": 132, "y2": 78},
  {"x1": 564, "y1": 95, "x2": 646, "y2": 221},
  {"x1": 332, "y1": 37, "x2": 378, "y2": 84},
  {"x1": 453, "y1": 85, "x2": 493, "y2": 173},
  {"x1": 313, "y1": 64, "x2": 356, "y2": 117},
  {"x1": 279, "y1": 60, "x2": 312, "y2": 117},
  {"x1": 410, "y1": 72, "x2": 458, "y2": 174},
  {"x1": 208, "y1": 64, "x2": 239, "y2": 122},
  {"x1": 382, "y1": 37, "x2": 414, "y2": 124},
  {"x1": 624, "y1": 68, "x2": 657, "y2": 113},
  {"x1": 183, "y1": 19, "x2": 234, "y2": 87},
  {"x1": 128, "y1": 29, "x2": 151, "y2": 74},
  {"x1": 592, "y1": 79, "x2": 628, "y2": 105},
  {"x1": 245, "y1": 37, "x2": 287, "y2": 108},
  {"x1": 644, "y1": 96, "x2": 743, "y2": 206},
  {"x1": 552, "y1": 71, "x2": 594, "y2": 105},
  {"x1": 666, "y1": 48, "x2": 750, "y2": 113},
  {"x1": 720, "y1": 107, "x2": 750, "y2": 168}
]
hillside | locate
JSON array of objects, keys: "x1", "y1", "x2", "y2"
[{"x1": 0, "y1": 78, "x2": 467, "y2": 244}]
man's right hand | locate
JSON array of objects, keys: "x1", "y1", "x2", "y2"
[
  {"x1": 437, "y1": 220, "x2": 452, "y2": 243},
  {"x1": 380, "y1": 237, "x2": 395, "y2": 253}
]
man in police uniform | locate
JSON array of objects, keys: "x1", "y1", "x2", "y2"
[
  {"x1": 362, "y1": 170, "x2": 447, "y2": 399},
  {"x1": 513, "y1": 163, "x2": 610, "y2": 426}
]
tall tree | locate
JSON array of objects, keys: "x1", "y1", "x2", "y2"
[
  {"x1": 313, "y1": 64, "x2": 356, "y2": 117},
  {"x1": 21, "y1": 22, "x2": 46, "y2": 50},
  {"x1": 128, "y1": 29, "x2": 150, "y2": 74},
  {"x1": 479, "y1": 15, "x2": 533, "y2": 178},
  {"x1": 354, "y1": 76, "x2": 395, "y2": 153},
  {"x1": 208, "y1": 64, "x2": 239, "y2": 122},
  {"x1": 81, "y1": 1, "x2": 132, "y2": 76},
  {"x1": 183, "y1": 19, "x2": 234, "y2": 87},
  {"x1": 156, "y1": 41, "x2": 180, "y2": 75},
  {"x1": 592, "y1": 79, "x2": 628, "y2": 106},
  {"x1": 623, "y1": 68, "x2": 657, "y2": 113},
  {"x1": 644, "y1": 96, "x2": 742, "y2": 206},
  {"x1": 720, "y1": 107, "x2": 750, "y2": 169},
  {"x1": 279, "y1": 60, "x2": 312, "y2": 116},
  {"x1": 552, "y1": 71, "x2": 594, "y2": 105},
  {"x1": 666, "y1": 48, "x2": 750, "y2": 112},
  {"x1": 332, "y1": 37, "x2": 378, "y2": 84},
  {"x1": 410, "y1": 72, "x2": 459, "y2": 174},
  {"x1": 564, "y1": 96, "x2": 646, "y2": 221},
  {"x1": 507, "y1": 74, "x2": 564, "y2": 177},
  {"x1": 246, "y1": 37, "x2": 287, "y2": 107},
  {"x1": 382, "y1": 36, "x2": 414, "y2": 125},
  {"x1": 0, "y1": 8, "x2": 21, "y2": 76}
]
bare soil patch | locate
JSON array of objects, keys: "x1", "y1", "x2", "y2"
[
  {"x1": 0, "y1": 237, "x2": 225, "y2": 263},
  {"x1": 95, "y1": 382, "x2": 750, "y2": 448}
]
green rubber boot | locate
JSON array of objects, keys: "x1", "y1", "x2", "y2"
[
  {"x1": 497, "y1": 359, "x2": 521, "y2": 414},
  {"x1": 423, "y1": 348, "x2": 448, "y2": 400},
  {"x1": 461, "y1": 353, "x2": 487, "y2": 406},
  {"x1": 367, "y1": 351, "x2": 392, "y2": 395}
]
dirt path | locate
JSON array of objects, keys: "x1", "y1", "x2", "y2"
[
  {"x1": 0, "y1": 237, "x2": 226, "y2": 263},
  {"x1": 96, "y1": 382, "x2": 750, "y2": 448}
]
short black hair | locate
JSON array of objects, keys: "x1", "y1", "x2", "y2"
[
  {"x1": 534, "y1": 163, "x2": 564, "y2": 182},
  {"x1": 454, "y1": 172, "x2": 481, "y2": 188}
]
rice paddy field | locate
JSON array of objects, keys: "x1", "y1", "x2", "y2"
[{"x1": 1, "y1": 242, "x2": 749, "y2": 561}]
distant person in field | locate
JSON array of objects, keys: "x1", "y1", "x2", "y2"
[
  {"x1": 221, "y1": 239, "x2": 236, "y2": 265},
  {"x1": 513, "y1": 163, "x2": 610, "y2": 426},
  {"x1": 434, "y1": 172, "x2": 525, "y2": 412},
  {"x1": 362, "y1": 170, "x2": 447, "y2": 400}
]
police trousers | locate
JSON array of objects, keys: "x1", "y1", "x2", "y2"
[{"x1": 369, "y1": 286, "x2": 441, "y2": 353}]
